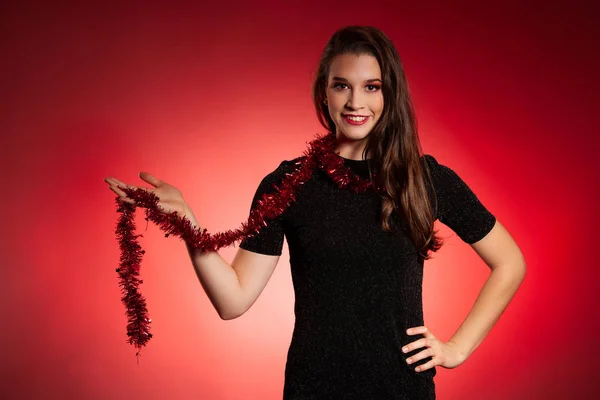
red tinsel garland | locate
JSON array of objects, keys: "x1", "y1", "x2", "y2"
[{"x1": 113, "y1": 132, "x2": 382, "y2": 356}]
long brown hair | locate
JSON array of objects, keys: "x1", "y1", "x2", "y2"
[{"x1": 312, "y1": 25, "x2": 443, "y2": 260}]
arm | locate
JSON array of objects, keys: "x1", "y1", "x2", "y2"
[
  {"x1": 447, "y1": 219, "x2": 526, "y2": 361},
  {"x1": 183, "y1": 206, "x2": 280, "y2": 320},
  {"x1": 405, "y1": 155, "x2": 525, "y2": 371}
]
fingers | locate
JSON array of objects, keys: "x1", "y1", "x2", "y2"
[
  {"x1": 403, "y1": 325, "x2": 438, "y2": 372},
  {"x1": 105, "y1": 177, "x2": 133, "y2": 191},
  {"x1": 407, "y1": 326, "x2": 433, "y2": 338},
  {"x1": 414, "y1": 358, "x2": 437, "y2": 372},
  {"x1": 402, "y1": 338, "x2": 429, "y2": 354},
  {"x1": 405, "y1": 345, "x2": 433, "y2": 365},
  {"x1": 139, "y1": 172, "x2": 162, "y2": 188},
  {"x1": 403, "y1": 337, "x2": 436, "y2": 372},
  {"x1": 104, "y1": 177, "x2": 140, "y2": 204}
]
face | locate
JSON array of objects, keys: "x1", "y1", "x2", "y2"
[{"x1": 325, "y1": 53, "x2": 384, "y2": 156}]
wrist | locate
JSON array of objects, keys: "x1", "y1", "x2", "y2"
[
  {"x1": 447, "y1": 339, "x2": 470, "y2": 362},
  {"x1": 181, "y1": 204, "x2": 200, "y2": 229},
  {"x1": 180, "y1": 203, "x2": 192, "y2": 216}
]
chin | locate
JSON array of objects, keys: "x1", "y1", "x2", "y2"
[{"x1": 337, "y1": 126, "x2": 373, "y2": 141}]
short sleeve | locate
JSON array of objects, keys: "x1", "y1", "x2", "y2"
[
  {"x1": 423, "y1": 154, "x2": 496, "y2": 244},
  {"x1": 238, "y1": 162, "x2": 287, "y2": 256}
]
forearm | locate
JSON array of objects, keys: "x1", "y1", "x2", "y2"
[
  {"x1": 448, "y1": 263, "x2": 526, "y2": 360},
  {"x1": 182, "y1": 205, "x2": 244, "y2": 320}
]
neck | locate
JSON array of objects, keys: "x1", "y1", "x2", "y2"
[{"x1": 334, "y1": 133, "x2": 369, "y2": 161}]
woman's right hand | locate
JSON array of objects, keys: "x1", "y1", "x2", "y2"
[{"x1": 104, "y1": 172, "x2": 188, "y2": 216}]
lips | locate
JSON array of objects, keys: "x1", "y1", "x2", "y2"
[{"x1": 342, "y1": 114, "x2": 370, "y2": 126}]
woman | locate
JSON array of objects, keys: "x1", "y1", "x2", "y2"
[{"x1": 105, "y1": 26, "x2": 526, "y2": 399}]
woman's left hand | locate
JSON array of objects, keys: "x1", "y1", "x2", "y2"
[{"x1": 402, "y1": 326, "x2": 466, "y2": 372}]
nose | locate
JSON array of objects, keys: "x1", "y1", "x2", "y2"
[{"x1": 346, "y1": 88, "x2": 366, "y2": 110}]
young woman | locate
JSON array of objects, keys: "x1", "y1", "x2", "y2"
[{"x1": 105, "y1": 26, "x2": 526, "y2": 399}]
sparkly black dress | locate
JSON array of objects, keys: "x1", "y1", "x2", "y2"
[{"x1": 239, "y1": 154, "x2": 496, "y2": 400}]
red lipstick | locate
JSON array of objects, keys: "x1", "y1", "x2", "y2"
[{"x1": 342, "y1": 115, "x2": 370, "y2": 125}]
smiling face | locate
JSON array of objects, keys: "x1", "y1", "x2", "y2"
[{"x1": 325, "y1": 53, "x2": 384, "y2": 159}]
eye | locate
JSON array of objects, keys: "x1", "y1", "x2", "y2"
[
  {"x1": 332, "y1": 83, "x2": 348, "y2": 90},
  {"x1": 366, "y1": 84, "x2": 381, "y2": 92}
]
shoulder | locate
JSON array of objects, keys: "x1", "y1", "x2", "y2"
[
  {"x1": 420, "y1": 153, "x2": 462, "y2": 186},
  {"x1": 255, "y1": 156, "x2": 305, "y2": 190},
  {"x1": 419, "y1": 153, "x2": 497, "y2": 243},
  {"x1": 420, "y1": 153, "x2": 443, "y2": 176},
  {"x1": 419, "y1": 153, "x2": 462, "y2": 216},
  {"x1": 266, "y1": 156, "x2": 304, "y2": 177},
  {"x1": 419, "y1": 153, "x2": 443, "y2": 191},
  {"x1": 420, "y1": 153, "x2": 436, "y2": 166}
]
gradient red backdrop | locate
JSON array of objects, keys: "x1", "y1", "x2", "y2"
[{"x1": 2, "y1": 1, "x2": 598, "y2": 399}]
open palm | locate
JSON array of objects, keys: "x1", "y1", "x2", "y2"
[{"x1": 104, "y1": 172, "x2": 187, "y2": 216}]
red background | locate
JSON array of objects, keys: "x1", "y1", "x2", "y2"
[{"x1": 2, "y1": 1, "x2": 598, "y2": 399}]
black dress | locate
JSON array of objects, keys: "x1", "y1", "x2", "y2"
[{"x1": 239, "y1": 153, "x2": 496, "y2": 400}]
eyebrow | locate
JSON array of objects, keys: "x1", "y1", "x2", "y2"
[{"x1": 331, "y1": 77, "x2": 382, "y2": 83}]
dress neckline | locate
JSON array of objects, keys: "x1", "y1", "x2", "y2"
[{"x1": 341, "y1": 157, "x2": 371, "y2": 179}]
